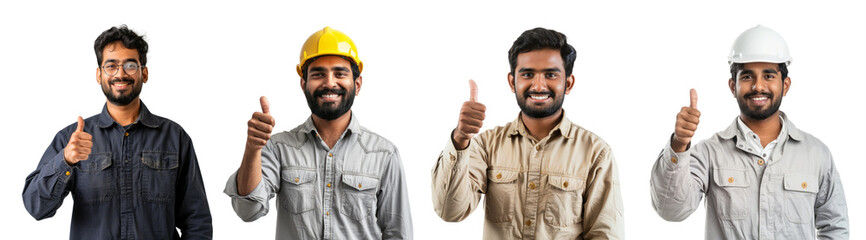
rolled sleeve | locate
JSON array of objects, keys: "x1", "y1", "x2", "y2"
[{"x1": 224, "y1": 140, "x2": 281, "y2": 222}]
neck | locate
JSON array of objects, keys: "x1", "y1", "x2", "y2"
[
  {"x1": 311, "y1": 110, "x2": 352, "y2": 148},
  {"x1": 107, "y1": 98, "x2": 141, "y2": 126},
  {"x1": 521, "y1": 109, "x2": 563, "y2": 141},
  {"x1": 740, "y1": 111, "x2": 782, "y2": 147}
]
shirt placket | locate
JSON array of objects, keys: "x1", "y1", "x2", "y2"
[
  {"x1": 523, "y1": 138, "x2": 543, "y2": 238},
  {"x1": 120, "y1": 126, "x2": 135, "y2": 240},
  {"x1": 323, "y1": 148, "x2": 335, "y2": 240}
]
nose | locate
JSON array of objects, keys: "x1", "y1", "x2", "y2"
[
  {"x1": 529, "y1": 74, "x2": 547, "y2": 93},
  {"x1": 752, "y1": 75, "x2": 768, "y2": 93},
  {"x1": 324, "y1": 72, "x2": 339, "y2": 88}
]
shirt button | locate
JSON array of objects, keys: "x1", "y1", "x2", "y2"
[
  {"x1": 124, "y1": 132, "x2": 129, "y2": 137},
  {"x1": 801, "y1": 182, "x2": 808, "y2": 188},
  {"x1": 328, "y1": 153, "x2": 333, "y2": 157},
  {"x1": 525, "y1": 220, "x2": 532, "y2": 226},
  {"x1": 327, "y1": 183, "x2": 332, "y2": 187},
  {"x1": 65, "y1": 171, "x2": 70, "y2": 176},
  {"x1": 326, "y1": 211, "x2": 329, "y2": 215},
  {"x1": 529, "y1": 182, "x2": 537, "y2": 189},
  {"x1": 450, "y1": 155, "x2": 456, "y2": 161},
  {"x1": 757, "y1": 158, "x2": 765, "y2": 165},
  {"x1": 535, "y1": 145, "x2": 541, "y2": 151},
  {"x1": 671, "y1": 157, "x2": 678, "y2": 164},
  {"x1": 358, "y1": 184, "x2": 363, "y2": 188},
  {"x1": 295, "y1": 178, "x2": 300, "y2": 183},
  {"x1": 728, "y1": 177, "x2": 734, "y2": 183},
  {"x1": 563, "y1": 181, "x2": 569, "y2": 188},
  {"x1": 496, "y1": 173, "x2": 502, "y2": 179}
]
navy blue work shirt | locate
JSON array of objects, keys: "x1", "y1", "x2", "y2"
[{"x1": 23, "y1": 102, "x2": 213, "y2": 239}]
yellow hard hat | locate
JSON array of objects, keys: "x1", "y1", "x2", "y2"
[{"x1": 296, "y1": 27, "x2": 363, "y2": 77}]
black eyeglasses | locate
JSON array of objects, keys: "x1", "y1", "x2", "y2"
[{"x1": 101, "y1": 62, "x2": 141, "y2": 76}]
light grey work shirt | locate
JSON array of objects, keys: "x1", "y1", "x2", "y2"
[
  {"x1": 651, "y1": 112, "x2": 848, "y2": 239},
  {"x1": 225, "y1": 115, "x2": 413, "y2": 240}
]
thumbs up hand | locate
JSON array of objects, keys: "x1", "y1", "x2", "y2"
[
  {"x1": 452, "y1": 80, "x2": 486, "y2": 150},
  {"x1": 672, "y1": 89, "x2": 701, "y2": 153},
  {"x1": 247, "y1": 96, "x2": 276, "y2": 150},
  {"x1": 64, "y1": 116, "x2": 93, "y2": 165}
]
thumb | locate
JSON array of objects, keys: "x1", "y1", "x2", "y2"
[
  {"x1": 689, "y1": 88, "x2": 698, "y2": 109},
  {"x1": 76, "y1": 116, "x2": 85, "y2": 133},
  {"x1": 469, "y1": 79, "x2": 478, "y2": 102},
  {"x1": 260, "y1": 96, "x2": 270, "y2": 114}
]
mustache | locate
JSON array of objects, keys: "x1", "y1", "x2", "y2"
[
  {"x1": 524, "y1": 90, "x2": 554, "y2": 97},
  {"x1": 313, "y1": 87, "x2": 347, "y2": 97},
  {"x1": 744, "y1": 91, "x2": 773, "y2": 99},
  {"x1": 108, "y1": 78, "x2": 134, "y2": 84}
]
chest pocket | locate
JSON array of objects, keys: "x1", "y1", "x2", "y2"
[
  {"x1": 544, "y1": 175, "x2": 585, "y2": 227},
  {"x1": 279, "y1": 169, "x2": 318, "y2": 214},
  {"x1": 140, "y1": 151, "x2": 179, "y2": 204},
  {"x1": 783, "y1": 174, "x2": 818, "y2": 224},
  {"x1": 340, "y1": 174, "x2": 380, "y2": 221},
  {"x1": 74, "y1": 153, "x2": 114, "y2": 204},
  {"x1": 712, "y1": 168, "x2": 750, "y2": 220},
  {"x1": 485, "y1": 169, "x2": 519, "y2": 223}
]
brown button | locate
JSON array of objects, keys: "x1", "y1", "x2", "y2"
[
  {"x1": 326, "y1": 211, "x2": 329, "y2": 215},
  {"x1": 535, "y1": 145, "x2": 542, "y2": 151},
  {"x1": 496, "y1": 173, "x2": 502, "y2": 179},
  {"x1": 358, "y1": 184, "x2": 363, "y2": 188},
  {"x1": 757, "y1": 159, "x2": 765, "y2": 165},
  {"x1": 124, "y1": 132, "x2": 129, "y2": 137},
  {"x1": 563, "y1": 181, "x2": 569, "y2": 188},
  {"x1": 294, "y1": 178, "x2": 300, "y2": 183},
  {"x1": 450, "y1": 155, "x2": 456, "y2": 161},
  {"x1": 529, "y1": 182, "x2": 537, "y2": 189},
  {"x1": 525, "y1": 220, "x2": 532, "y2": 226},
  {"x1": 671, "y1": 157, "x2": 678, "y2": 164},
  {"x1": 65, "y1": 171, "x2": 70, "y2": 176},
  {"x1": 727, "y1": 177, "x2": 734, "y2": 183},
  {"x1": 801, "y1": 182, "x2": 808, "y2": 188},
  {"x1": 326, "y1": 183, "x2": 332, "y2": 187},
  {"x1": 328, "y1": 153, "x2": 333, "y2": 157}
]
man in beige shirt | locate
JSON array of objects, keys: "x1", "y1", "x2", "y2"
[{"x1": 431, "y1": 27, "x2": 624, "y2": 239}]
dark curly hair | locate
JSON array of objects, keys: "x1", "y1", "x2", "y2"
[{"x1": 94, "y1": 25, "x2": 148, "y2": 66}]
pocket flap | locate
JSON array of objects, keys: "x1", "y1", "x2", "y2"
[
  {"x1": 79, "y1": 153, "x2": 112, "y2": 172},
  {"x1": 547, "y1": 175, "x2": 583, "y2": 191},
  {"x1": 487, "y1": 169, "x2": 519, "y2": 183},
  {"x1": 282, "y1": 169, "x2": 317, "y2": 185},
  {"x1": 715, "y1": 168, "x2": 749, "y2": 187},
  {"x1": 784, "y1": 174, "x2": 818, "y2": 193},
  {"x1": 341, "y1": 174, "x2": 380, "y2": 191},
  {"x1": 141, "y1": 151, "x2": 179, "y2": 170}
]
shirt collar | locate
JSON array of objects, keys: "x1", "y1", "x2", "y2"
[
  {"x1": 96, "y1": 101, "x2": 160, "y2": 128},
  {"x1": 508, "y1": 111, "x2": 573, "y2": 139},
  {"x1": 301, "y1": 112, "x2": 361, "y2": 137},
  {"x1": 720, "y1": 111, "x2": 802, "y2": 142}
]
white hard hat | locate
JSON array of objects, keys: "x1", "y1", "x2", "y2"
[{"x1": 728, "y1": 25, "x2": 791, "y2": 66}]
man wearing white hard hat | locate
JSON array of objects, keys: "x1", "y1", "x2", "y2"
[{"x1": 650, "y1": 25, "x2": 849, "y2": 239}]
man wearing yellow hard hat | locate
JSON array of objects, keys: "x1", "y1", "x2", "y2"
[
  {"x1": 650, "y1": 25, "x2": 849, "y2": 239},
  {"x1": 224, "y1": 27, "x2": 413, "y2": 239}
]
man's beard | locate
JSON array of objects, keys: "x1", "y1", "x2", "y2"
[
  {"x1": 101, "y1": 77, "x2": 142, "y2": 106},
  {"x1": 516, "y1": 89, "x2": 564, "y2": 118},
  {"x1": 737, "y1": 91, "x2": 782, "y2": 120},
  {"x1": 305, "y1": 85, "x2": 355, "y2": 120}
]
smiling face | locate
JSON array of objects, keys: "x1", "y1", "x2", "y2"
[
  {"x1": 729, "y1": 62, "x2": 790, "y2": 120},
  {"x1": 508, "y1": 48, "x2": 575, "y2": 119},
  {"x1": 96, "y1": 41, "x2": 147, "y2": 106},
  {"x1": 301, "y1": 55, "x2": 361, "y2": 120}
]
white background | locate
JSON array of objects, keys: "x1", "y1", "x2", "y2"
[{"x1": 1, "y1": 0, "x2": 863, "y2": 239}]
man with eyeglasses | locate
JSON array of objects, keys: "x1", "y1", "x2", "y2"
[{"x1": 22, "y1": 25, "x2": 213, "y2": 239}]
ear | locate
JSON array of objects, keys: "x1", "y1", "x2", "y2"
[
  {"x1": 728, "y1": 78, "x2": 737, "y2": 98},
  {"x1": 354, "y1": 76, "x2": 363, "y2": 96},
  {"x1": 507, "y1": 72, "x2": 516, "y2": 93},
  {"x1": 96, "y1": 67, "x2": 102, "y2": 84},
  {"x1": 141, "y1": 67, "x2": 149, "y2": 84},
  {"x1": 564, "y1": 74, "x2": 575, "y2": 95},
  {"x1": 782, "y1": 77, "x2": 791, "y2": 96},
  {"x1": 300, "y1": 77, "x2": 306, "y2": 92}
]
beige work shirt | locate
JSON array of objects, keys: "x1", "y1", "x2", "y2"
[{"x1": 432, "y1": 114, "x2": 624, "y2": 239}]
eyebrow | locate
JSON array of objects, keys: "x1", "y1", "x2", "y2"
[
  {"x1": 310, "y1": 66, "x2": 350, "y2": 72},
  {"x1": 740, "y1": 69, "x2": 754, "y2": 75},
  {"x1": 103, "y1": 58, "x2": 139, "y2": 64},
  {"x1": 763, "y1": 69, "x2": 778, "y2": 74},
  {"x1": 518, "y1": 67, "x2": 562, "y2": 73}
]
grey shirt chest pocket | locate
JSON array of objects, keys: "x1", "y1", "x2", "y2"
[
  {"x1": 279, "y1": 169, "x2": 318, "y2": 214},
  {"x1": 544, "y1": 175, "x2": 585, "y2": 227},
  {"x1": 712, "y1": 168, "x2": 750, "y2": 220},
  {"x1": 340, "y1": 174, "x2": 380, "y2": 221},
  {"x1": 74, "y1": 153, "x2": 114, "y2": 204},
  {"x1": 782, "y1": 174, "x2": 818, "y2": 224},
  {"x1": 140, "y1": 151, "x2": 179, "y2": 204}
]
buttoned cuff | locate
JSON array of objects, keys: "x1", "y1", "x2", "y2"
[
  {"x1": 51, "y1": 152, "x2": 73, "y2": 183},
  {"x1": 664, "y1": 139, "x2": 692, "y2": 169}
]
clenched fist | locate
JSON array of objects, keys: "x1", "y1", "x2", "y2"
[
  {"x1": 64, "y1": 116, "x2": 93, "y2": 165},
  {"x1": 672, "y1": 88, "x2": 701, "y2": 152},
  {"x1": 452, "y1": 80, "x2": 486, "y2": 150},
  {"x1": 246, "y1": 96, "x2": 276, "y2": 150}
]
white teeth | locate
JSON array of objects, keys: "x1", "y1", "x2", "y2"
[
  {"x1": 530, "y1": 95, "x2": 549, "y2": 100},
  {"x1": 751, "y1": 97, "x2": 767, "y2": 101},
  {"x1": 322, "y1": 94, "x2": 338, "y2": 98}
]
